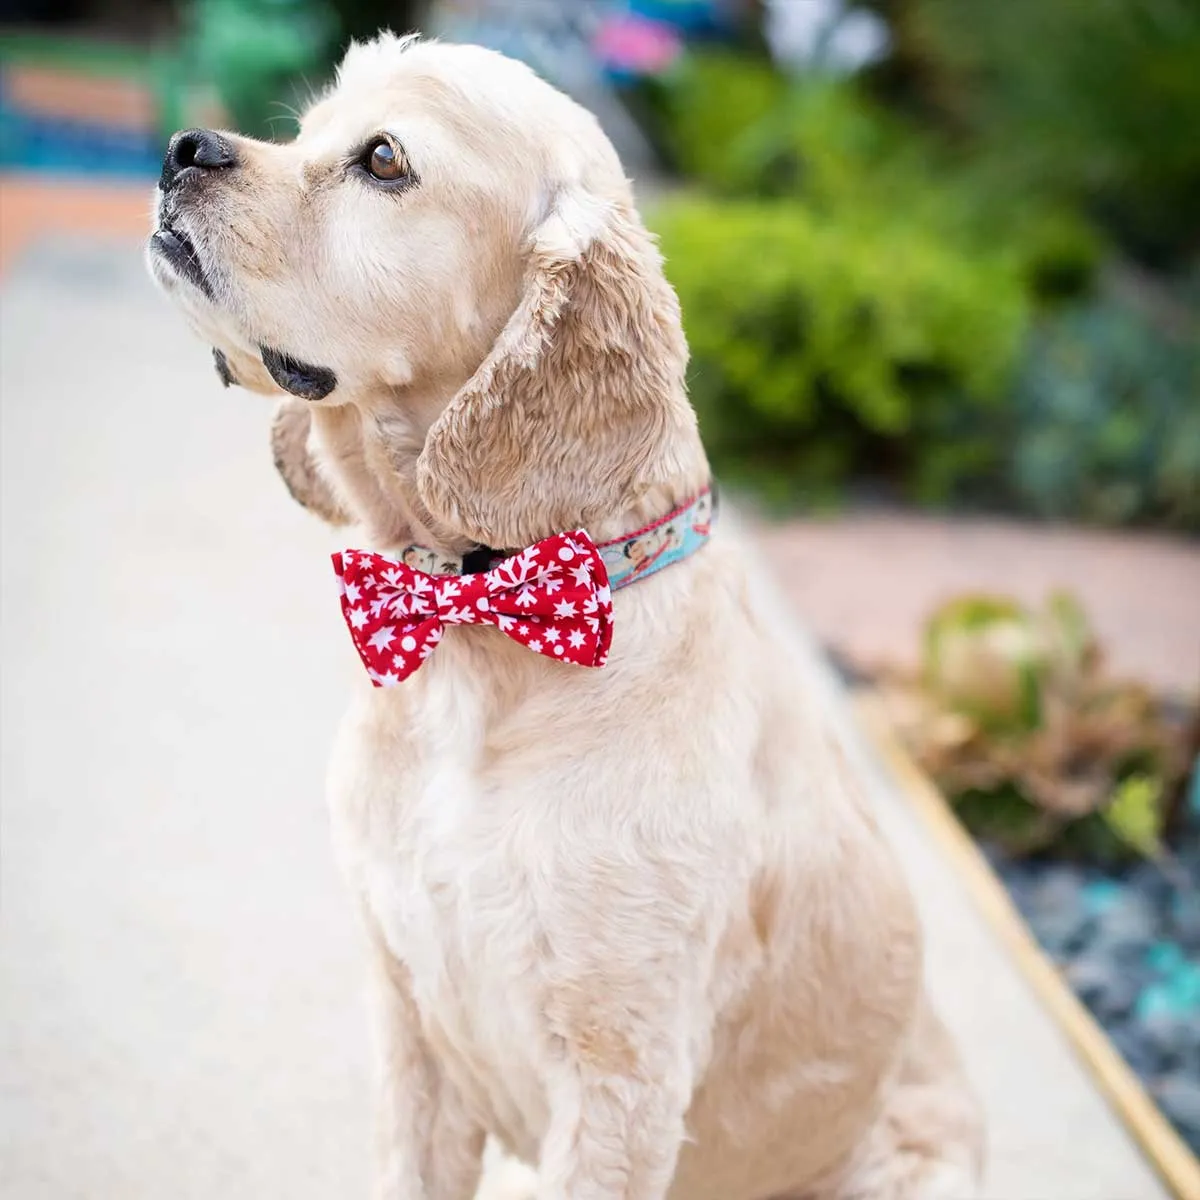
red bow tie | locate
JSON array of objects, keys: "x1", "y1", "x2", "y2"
[{"x1": 333, "y1": 531, "x2": 614, "y2": 686}]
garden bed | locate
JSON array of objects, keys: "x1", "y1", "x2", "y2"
[{"x1": 857, "y1": 693, "x2": 1200, "y2": 1200}]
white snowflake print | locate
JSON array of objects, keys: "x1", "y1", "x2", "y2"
[
  {"x1": 367, "y1": 625, "x2": 396, "y2": 651},
  {"x1": 334, "y1": 531, "x2": 614, "y2": 686}
]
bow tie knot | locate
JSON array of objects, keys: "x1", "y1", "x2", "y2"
[{"x1": 333, "y1": 531, "x2": 614, "y2": 687}]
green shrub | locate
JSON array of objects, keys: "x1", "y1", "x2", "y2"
[
  {"x1": 634, "y1": 50, "x2": 788, "y2": 186},
  {"x1": 645, "y1": 51, "x2": 928, "y2": 206},
  {"x1": 643, "y1": 51, "x2": 1104, "y2": 305},
  {"x1": 188, "y1": 0, "x2": 338, "y2": 137},
  {"x1": 651, "y1": 197, "x2": 1028, "y2": 502},
  {"x1": 885, "y1": 0, "x2": 1200, "y2": 266},
  {"x1": 1005, "y1": 297, "x2": 1200, "y2": 530}
]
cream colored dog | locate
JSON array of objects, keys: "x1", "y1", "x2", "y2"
[{"x1": 147, "y1": 33, "x2": 983, "y2": 1200}]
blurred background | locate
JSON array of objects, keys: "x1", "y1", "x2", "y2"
[{"x1": 1, "y1": 1, "x2": 1199, "y2": 1197}]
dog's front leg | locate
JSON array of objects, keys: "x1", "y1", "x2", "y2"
[
  {"x1": 367, "y1": 922, "x2": 485, "y2": 1200},
  {"x1": 535, "y1": 1033, "x2": 692, "y2": 1200}
]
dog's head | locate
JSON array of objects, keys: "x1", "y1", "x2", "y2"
[{"x1": 147, "y1": 34, "x2": 704, "y2": 547}]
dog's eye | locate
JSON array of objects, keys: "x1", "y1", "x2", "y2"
[{"x1": 366, "y1": 138, "x2": 408, "y2": 182}]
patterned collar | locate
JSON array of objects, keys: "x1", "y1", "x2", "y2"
[{"x1": 393, "y1": 486, "x2": 716, "y2": 593}]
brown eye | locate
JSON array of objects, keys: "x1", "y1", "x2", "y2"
[{"x1": 367, "y1": 138, "x2": 406, "y2": 182}]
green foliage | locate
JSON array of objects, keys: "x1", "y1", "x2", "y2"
[
  {"x1": 1006, "y1": 296, "x2": 1200, "y2": 530},
  {"x1": 186, "y1": 0, "x2": 429, "y2": 137},
  {"x1": 639, "y1": 48, "x2": 1200, "y2": 525},
  {"x1": 1104, "y1": 775, "x2": 1165, "y2": 858},
  {"x1": 647, "y1": 50, "x2": 1105, "y2": 302},
  {"x1": 189, "y1": 0, "x2": 337, "y2": 137},
  {"x1": 651, "y1": 195, "x2": 1028, "y2": 501},
  {"x1": 891, "y1": 0, "x2": 1200, "y2": 265},
  {"x1": 641, "y1": 50, "x2": 789, "y2": 187}
]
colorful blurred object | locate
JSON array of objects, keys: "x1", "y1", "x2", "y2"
[
  {"x1": 629, "y1": 0, "x2": 727, "y2": 35},
  {"x1": 0, "y1": 34, "x2": 183, "y2": 176},
  {"x1": 593, "y1": 13, "x2": 681, "y2": 81}
]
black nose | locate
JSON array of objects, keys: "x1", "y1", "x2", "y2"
[{"x1": 160, "y1": 129, "x2": 238, "y2": 192}]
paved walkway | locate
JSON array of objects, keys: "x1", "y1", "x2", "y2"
[{"x1": 0, "y1": 231, "x2": 1173, "y2": 1199}]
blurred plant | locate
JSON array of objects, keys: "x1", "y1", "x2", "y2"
[
  {"x1": 630, "y1": 36, "x2": 1193, "y2": 527},
  {"x1": 188, "y1": 0, "x2": 337, "y2": 138},
  {"x1": 641, "y1": 48, "x2": 1103, "y2": 299},
  {"x1": 1005, "y1": 294, "x2": 1200, "y2": 530},
  {"x1": 186, "y1": 0, "x2": 433, "y2": 138},
  {"x1": 886, "y1": 591, "x2": 1194, "y2": 860},
  {"x1": 651, "y1": 195, "x2": 1027, "y2": 503},
  {"x1": 875, "y1": 0, "x2": 1200, "y2": 266}
]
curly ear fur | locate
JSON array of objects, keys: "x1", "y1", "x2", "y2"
[
  {"x1": 416, "y1": 191, "x2": 707, "y2": 549},
  {"x1": 270, "y1": 399, "x2": 353, "y2": 526}
]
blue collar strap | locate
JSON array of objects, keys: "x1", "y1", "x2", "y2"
[{"x1": 395, "y1": 486, "x2": 716, "y2": 592}]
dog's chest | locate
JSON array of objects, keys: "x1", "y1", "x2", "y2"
[{"x1": 349, "y1": 681, "x2": 551, "y2": 1148}]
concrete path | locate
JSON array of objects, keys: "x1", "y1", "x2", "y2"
[{"x1": 0, "y1": 239, "x2": 1169, "y2": 1199}]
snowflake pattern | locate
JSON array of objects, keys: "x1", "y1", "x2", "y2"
[
  {"x1": 332, "y1": 532, "x2": 614, "y2": 688},
  {"x1": 332, "y1": 489, "x2": 716, "y2": 689}
]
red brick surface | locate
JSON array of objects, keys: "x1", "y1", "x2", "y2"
[{"x1": 755, "y1": 512, "x2": 1200, "y2": 698}]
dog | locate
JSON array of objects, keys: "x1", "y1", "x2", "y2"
[{"x1": 147, "y1": 33, "x2": 983, "y2": 1200}]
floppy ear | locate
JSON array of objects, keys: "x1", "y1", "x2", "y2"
[
  {"x1": 416, "y1": 190, "x2": 700, "y2": 548},
  {"x1": 269, "y1": 399, "x2": 353, "y2": 526}
]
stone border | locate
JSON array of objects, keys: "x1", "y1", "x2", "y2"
[{"x1": 855, "y1": 692, "x2": 1200, "y2": 1200}]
